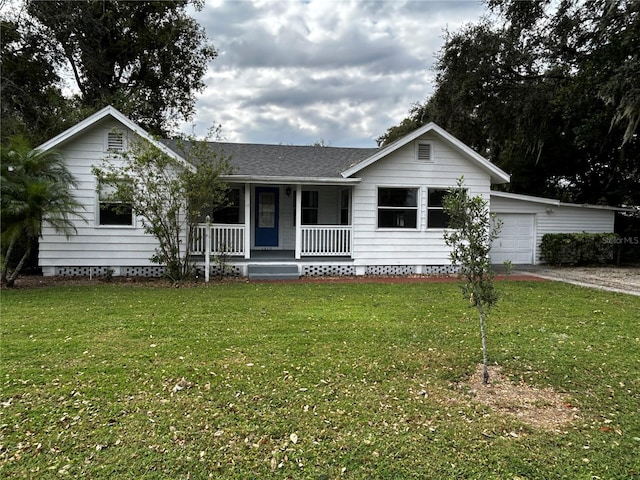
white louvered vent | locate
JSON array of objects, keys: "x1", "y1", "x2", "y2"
[
  {"x1": 417, "y1": 142, "x2": 432, "y2": 162},
  {"x1": 107, "y1": 131, "x2": 125, "y2": 151}
]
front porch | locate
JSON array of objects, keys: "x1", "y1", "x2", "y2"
[
  {"x1": 191, "y1": 224, "x2": 353, "y2": 259},
  {"x1": 191, "y1": 247, "x2": 356, "y2": 280}
]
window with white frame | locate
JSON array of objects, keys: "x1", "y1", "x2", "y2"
[
  {"x1": 97, "y1": 182, "x2": 133, "y2": 226},
  {"x1": 427, "y1": 188, "x2": 451, "y2": 228},
  {"x1": 302, "y1": 191, "x2": 318, "y2": 224},
  {"x1": 339, "y1": 189, "x2": 350, "y2": 225},
  {"x1": 211, "y1": 188, "x2": 241, "y2": 224},
  {"x1": 377, "y1": 187, "x2": 418, "y2": 228}
]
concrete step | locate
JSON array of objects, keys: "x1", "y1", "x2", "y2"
[{"x1": 247, "y1": 264, "x2": 300, "y2": 281}]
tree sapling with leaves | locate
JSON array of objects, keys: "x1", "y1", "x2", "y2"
[
  {"x1": 92, "y1": 136, "x2": 231, "y2": 282},
  {"x1": 442, "y1": 177, "x2": 505, "y2": 384}
]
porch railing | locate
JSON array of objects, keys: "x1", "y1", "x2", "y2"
[
  {"x1": 192, "y1": 224, "x2": 245, "y2": 256},
  {"x1": 301, "y1": 225, "x2": 352, "y2": 256}
]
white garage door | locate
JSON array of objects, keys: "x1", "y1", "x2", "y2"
[{"x1": 491, "y1": 214, "x2": 534, "y2": 264}]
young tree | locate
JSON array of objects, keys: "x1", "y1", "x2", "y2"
[
  {"x1": 92, "y1": 137, "x2": 231, "y2": 282},
  {"x1": 1, "y1": 138, "x2": 83, "y2": 286},
  {"x1": 442, "y1": 178, "x2": 504, "y2": 384}
]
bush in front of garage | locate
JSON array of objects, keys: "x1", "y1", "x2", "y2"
[{"x1": 540, "y1": 232, "x2": 620, "y2": 266}]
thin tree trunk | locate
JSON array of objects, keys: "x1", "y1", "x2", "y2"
[
  {"x1": 6, "y1": 242, "x2": 31, "y2": 288},
  {"x1": 478, "y1": 301, "x2": 489, "y2": 384},
  {"x1": 1, "y1": 237, "x2": 17, "y2": 284}
]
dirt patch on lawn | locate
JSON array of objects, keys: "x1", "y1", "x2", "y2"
[{"x1": 463, "y1": 364, "x2": 578, "y2": 431}]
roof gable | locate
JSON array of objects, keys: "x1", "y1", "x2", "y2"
[
  {"x1": 341, "y1": 122, "x2": 510, "y2": 184},
  {"x1": 36, "y1": 106, "x2": 189, "y2": 168}
]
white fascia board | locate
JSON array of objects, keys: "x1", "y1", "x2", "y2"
[
  {"x1": 558, "y1": 202, "x2": 634, "y2": 212},
  {"x1": 341, "y1": 122, "x2": 511, "y2": 184},
  {"x1": 490, "y1": 191, "x2": 560, "y2": 206},
  {"x1": 491, "y1": 191, "x2": 632, "y2": 211},
  {"x1": 36, "y1": 105, "x2": 194, "y2": 171},
  {"x1": 222, "y1": 175, "x2": 361, "y2": 186}
]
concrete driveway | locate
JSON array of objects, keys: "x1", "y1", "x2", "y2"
[{"x1": 519, "y1": 266, "x2": 640, "y2": 296}]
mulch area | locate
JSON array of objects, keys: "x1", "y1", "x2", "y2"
[{"x1": 2, "y1": 273, "x2": 546, "y2": 289}]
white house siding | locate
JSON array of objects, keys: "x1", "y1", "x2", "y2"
[
  {"x1": 535, "y1": 206, "x2": 614, "y2": 264},
  {"x1": 490, "y1": 195, "x2": 615, "y2": 264},
  {"x1": 351, "y1": 133, "x2": 492, "y2": 269},
  {"x1": 39, "y1": 118, "x2": 160, "y2": 276}
]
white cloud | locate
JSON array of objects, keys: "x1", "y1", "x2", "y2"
[{"x1": 183, "y1": 0, "x2": 486, "y2": 146}]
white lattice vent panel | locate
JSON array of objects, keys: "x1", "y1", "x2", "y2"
[
  {"x1": 423, "y1": 265, "x2": 459, "y2": 275},
  {"x1": 122, "y1": 266, "x2": 165, "y2": 277},
  {"x1": 210, "y1": 265, "x2": 243, "y2": 277},
  {"x1": 302, "y1": 265, "x2": 356, "y2": 277},
  {"x1": 56, "y1": 266, "x2": 110, "y2": 277},
  {"x1": 366, "y1": 265, "x2": 416, "y2": 276}
]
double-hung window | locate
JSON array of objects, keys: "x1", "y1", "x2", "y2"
[
  {"x1": 302, "y1": 191, "x2": 319, "y2": 224},
  {"x1": 213, "y1": 188, "x2": 241, "y2": 224},
  {"x1": 97, "y1": 182, "x2": 133, "y2": 226},
  {"x1": 377, "y1": 187, "x2": 418, "y2": 228},
  {"x1": 427, "y1": 188, "x2": 451, "y2": 228}
]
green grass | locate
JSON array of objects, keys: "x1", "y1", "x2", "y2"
[{"x1": 1, "y1": 280, "x2": 639, "y2": 478}]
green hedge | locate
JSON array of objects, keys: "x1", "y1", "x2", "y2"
[{"x1": 539, "y1": 232, "x2": 620, "y2": 266}]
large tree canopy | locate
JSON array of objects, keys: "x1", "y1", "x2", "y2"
[
  {"x1": 1, "y1": 0, "x2": 217, "y2": 142},
  {"x1": 0, "y1": 18, "x2": 71, "y2": 146},
  {"x1": 378, "y1": 0, "x2": 639, "y2": 206},
  {"x1": 27, "y1": 0, "x2": 217, "y2": 136}
]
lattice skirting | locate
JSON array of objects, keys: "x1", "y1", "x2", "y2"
[
  {"x1": 422, "y1": 265, "x2": 459, "y2": 275},
  {"x1": 53, "y1": 266, "x2": 166, "y2": 277},
  {"x1": 52, "y1": 264, "x2": 458, "y2": 278},
  {"x1": 366, "y1": 265, "x2": 416, "y2": 276},
  {"x1": 302, "y1": 264, "x2": 356, "y2": 277},
  {"x1": 197, "y1": 265, "x2": 243, "y2": 278}
]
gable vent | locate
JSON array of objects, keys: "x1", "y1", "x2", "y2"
[
  {"x1": 107, "y1": 131, "x2": 124, "y2": 151},
  {"x1": 417, "y1": 142, "x2": 432, "y2": 162}
]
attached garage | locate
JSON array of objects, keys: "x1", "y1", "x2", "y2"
[
  {"x1": 491, "y1": 213, "x2": 535, "y2": 264},
  {"x1": 490, "y1": 192, "x2": 618, "y2": 265}
]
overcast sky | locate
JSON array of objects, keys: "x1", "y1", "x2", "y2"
[{"x1": 184, "y1": 0, "x2": 488, "y2": 147}]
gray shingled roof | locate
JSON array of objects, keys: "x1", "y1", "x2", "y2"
[{"x1": 160, "y1": 139, "x2": 379, "y2": 178}]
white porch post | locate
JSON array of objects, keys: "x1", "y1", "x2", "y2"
[
  {"x1": 204, "y1": 215, "x2": 211, "y2": 283},
  {"x1": 244, "y1": 183, "x2": 251, "y2": 259},
  {"x1": 294, "y1": 184, "x2": 302, "y2": 259}
]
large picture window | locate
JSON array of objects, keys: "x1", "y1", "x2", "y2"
[
  {"x1": 377, "y1": 187, "x2": 418, "y2": 228},
  {"x1": 427, "y1": 188, "x2": 451, "y2": 228},
  {"x1": 98, "y1": 182, "x2": 133, "y2": 226}
]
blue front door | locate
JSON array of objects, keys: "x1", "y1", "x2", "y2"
[{"x1": 255, "y1": 187, "x2": 279, "y2": 247}]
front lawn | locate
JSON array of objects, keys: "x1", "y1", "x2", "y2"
[{"x1": 1, "y1": 281, "x2": 639, "y2": 478}]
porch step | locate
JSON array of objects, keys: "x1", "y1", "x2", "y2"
[{"x1": 247, "y1": 264, "x2": 300, "y2": 281}]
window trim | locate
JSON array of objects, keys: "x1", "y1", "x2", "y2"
[
  {"x1": 301, "y1": 190, "x2": 319, "y2": 225},
  {"x1": 339, "y1": 188, "x2": 351, "y2": 225},
  {"x1": 95, "y1": 179, "x2": 135, "y2": 228},
  {"x1": 376, "y1": 186, "x2": 420, "y2": 230},
  {"x1": 426, "y1": 187, "x2": 454, "y2": 230},
  {"x1": 211, "y1": 187, "x2": 242, "y2": 224}
]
